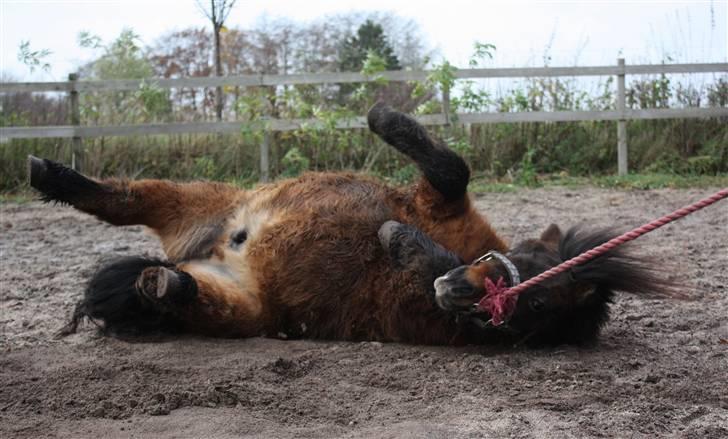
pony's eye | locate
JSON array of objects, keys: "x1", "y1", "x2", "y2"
[
  {"x1": 230, "y1": 229, "x2": 248, "y2": 247},
  {"x1": 529, "y1": 297, "x2": 546, "y2": 312}
]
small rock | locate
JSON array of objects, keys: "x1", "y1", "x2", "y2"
[
  {"x1": 628, "y1": 360, "x2": 643, "y2": 369},
  {"x1": 147, "y1": 404, "x2": 170, "y2": 416},
  {"x1": 644, "y1": 375, "x2": 661, "y2": 384}
]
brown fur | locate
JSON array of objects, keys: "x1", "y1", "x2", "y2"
[{"x1": 36, "y1": 165, "x2": 503, "y2": 344}]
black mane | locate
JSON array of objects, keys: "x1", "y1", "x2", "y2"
[
  {"x1": 560, "y1": 226, "x2": 667, "y2": 297},
  {"x1": 504, "y1": 225, "x2": 670, "y2": 346}
]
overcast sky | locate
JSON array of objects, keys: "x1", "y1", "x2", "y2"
[{"x1": 1, "y1": 0, "x2": 726, "y2": 81}]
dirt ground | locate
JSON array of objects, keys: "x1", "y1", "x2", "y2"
[{"x1": 1, "y1": 186, "x2": 727, "y2": 438}]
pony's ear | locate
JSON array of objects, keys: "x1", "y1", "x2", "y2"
[{"x1": 540, "y1": 223, "x2": 563, "y2": 248}]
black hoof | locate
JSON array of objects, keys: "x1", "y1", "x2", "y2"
[
  {"x1": 27, "y1": 155, "x2": 104, "y2": 204},
  {"x1": 377, "y1": 220, "x2": 402, "y2": 252},
  {"x1": 65, "y1": 256, "x2": 181, "y2": 335},
  {"x1": 379, "y1": 220, "x2": 463, "y2": 274},
  {"x1": 378, "y1": 221, "x2": 420, "y2": 270},
  {"x1": 366, "y1": 102, "x2": 410, "y2": 140},
  {"x1": 136, "y1": 266, "x2": 197, "y2": 308},
  {"x1": 367, "y1": 102, "x2": 392, "y2": 134},
  {"x1": 27, "y1": 155, "x2": 49, "y2": 190}
]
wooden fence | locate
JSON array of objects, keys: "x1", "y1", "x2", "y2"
[{"x1": 1, "y1": 59, "x2": 726, "y2": 178}]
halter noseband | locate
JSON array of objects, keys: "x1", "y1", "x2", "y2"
[
  {"x1": 473, "y1": 251, "x2": 521, "y2": 287},
  {"x1": 466, "y1": 251, "x2": 522, "y2": 327}
]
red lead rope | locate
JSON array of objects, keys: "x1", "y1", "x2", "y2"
[{"x1": 475, "y1": 187, "x2": 728, "y2": 326}]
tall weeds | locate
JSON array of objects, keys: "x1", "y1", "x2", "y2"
[{"x1": 1, "y1": 73, "x2": 725, "y2": 192}]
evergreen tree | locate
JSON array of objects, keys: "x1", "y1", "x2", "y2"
[{"x1": 339, "y1": 20, "x2": 401, "y2": 72}]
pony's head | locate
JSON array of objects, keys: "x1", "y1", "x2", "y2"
[{"x1": 435, "y1": 224, "x2": 668, "y2": 345}]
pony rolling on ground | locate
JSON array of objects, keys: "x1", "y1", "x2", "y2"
[{"x1": 29, "y1": 103, "x2": 664, "y2": 346}]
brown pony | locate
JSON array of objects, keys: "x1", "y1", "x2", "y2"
[{"x1": 29, "y1": 103, "x2": 663, "y2": 346}]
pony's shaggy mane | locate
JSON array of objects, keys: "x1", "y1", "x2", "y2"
[{"x1": 560, "y1": 225, "x2": 670, "y2": 298}]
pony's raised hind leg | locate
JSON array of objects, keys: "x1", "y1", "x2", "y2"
[
  {"x1": 367, "y1": 102, "x2": 469, "y2": 205},
  {"x1": 367, "y1": 105, "x2": 507, "y2": 261},
  {"x1": 28, "y1": 156, "x2": 241, "y2": 261}
]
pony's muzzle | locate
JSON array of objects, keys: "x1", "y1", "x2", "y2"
[{"x1": 433, "y1": 266, "x2": 481, "y2": 311}]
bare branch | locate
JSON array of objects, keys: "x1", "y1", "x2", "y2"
[
  {"x1": 220, "y1": 0, "x2": 237, "y2": 23},
  {"x1": 196, "y1": 0, "x2": 236, "y2": 27},
  {"x1": 194, "y1": 0, "x2": 213, "y2": 21}
]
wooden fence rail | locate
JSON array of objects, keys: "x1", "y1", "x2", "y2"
[
  {"x1": 1, "y1": 62, "x2": 725, "y2": 93},
  {"x1": 1, "y1": 59, "x2": 727, "y2": 178}
]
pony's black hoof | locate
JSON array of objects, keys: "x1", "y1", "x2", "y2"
[
  {"x1": 377, "y1": 220, "x2": 401, "y2": 250},
  {"x1": 136, "y1": 266, "x2": 197, "y2": 308},
  {"x1": 378, "y1": 220, "x2": 428, "y2": 271},
  {"x1": 27, "y1": 155, "x2": 105, "y2": 204},
  {"x1": 27, "y1": 155, "x2": 49, "y2": 191},
  {"x1": 367, "y1": 102, "x2": 402, "y2": 138}
]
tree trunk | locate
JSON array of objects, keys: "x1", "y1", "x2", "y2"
[{"x1": 214, "y1": 26, "x2": 224, "y2": 121}]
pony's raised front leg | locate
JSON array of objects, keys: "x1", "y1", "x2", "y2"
[{"x1": 378, "y1": 221, "x2": 463, "y2": 295}]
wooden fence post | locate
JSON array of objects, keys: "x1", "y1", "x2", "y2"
[
  {"x1": 257, "y1": 87, "x2": 272, "y2": 183},
  {"x1": 442, "y1": 82, "x2": 451, "y2": 126},
  {"x1": 260, "y1": 129, "x2": 270, "y2": 183},
  {"x1": 68, "y1": 73, "x2": 83, "y2": 171},
  {"x1": 616, "y1": 58, "x2": 628, "y2": 176}
]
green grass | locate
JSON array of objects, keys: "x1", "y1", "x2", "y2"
[
  {"x1": 469, "y1": 173, "x2": 728, "y2": 193},
  {"x1": 0, "y1": 192, "x2": 35, "y2": 204},
  {"x1": 593, "y1": 173, "x2": 728, "y2": 190}
]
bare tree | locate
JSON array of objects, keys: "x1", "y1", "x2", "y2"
[{"x1": 196, "y1": 0, "x2": 237, "y2": 121}]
